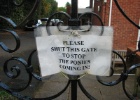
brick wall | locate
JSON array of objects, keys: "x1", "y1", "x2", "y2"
[
  {"x1": 94, "y1": 0, "x2": 140, "y2": 50},
  {"x1": 93, "y1": 1, "x2": 103, "y2": 25}
]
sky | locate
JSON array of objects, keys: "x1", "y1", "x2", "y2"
[{"x1": 55, "y1": 0, "x2": 90, "y2": 8}]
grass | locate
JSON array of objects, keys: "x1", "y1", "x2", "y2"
[{"x1": 0, "y1": 90, "x2": 18, "y2": 100}]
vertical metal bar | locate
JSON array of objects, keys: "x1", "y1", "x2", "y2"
[
  {"x1": 71, "y1": 80, "x2": 77, "y2": 100},
  {"x1": 7, "y1": 0, "x2": 10, "y2": 16},
  {"x1": 70, "y1": 0, "x2": 78, "y2": 98},
  {"x1": 90, "y1": 0, "x2": 93, "y2": 8},
  {"x1": 71, "y1": 0, "x2": 78, "y2": 18}
]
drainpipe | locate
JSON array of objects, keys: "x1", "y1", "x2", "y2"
[
  {"x1": 109, "y1": 0, "x2": 113, "y2": 26},
  {"x1": 136, "y1": 19, "x2": 140, "y2": 49}
]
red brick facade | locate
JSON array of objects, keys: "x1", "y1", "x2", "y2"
[
  {"x1": 94, "y1": 0, "x2": 140, "y2": 50},
  {"x1": 66, "y1": 0, "x2": 140, "y2": 50}
]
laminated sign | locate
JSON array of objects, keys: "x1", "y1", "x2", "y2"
[{"x1": 34, "y1": 26, "x2": 113, "y2": 77}]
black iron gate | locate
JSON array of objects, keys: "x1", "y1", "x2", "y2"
[{"x1": 0, "y1": 0, "x2": 140, "y2": 100}]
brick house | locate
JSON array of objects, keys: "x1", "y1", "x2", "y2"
[
  {"x1": 93, "y1": 0, "x2": 140, "y2": 50},
  {"x1": 67, "y1": 0, "x2": 140, "y2": 50}
]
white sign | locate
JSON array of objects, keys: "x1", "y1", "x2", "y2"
[{"x1": 34, "y1": 26, "x2": 113, "y2": 77}]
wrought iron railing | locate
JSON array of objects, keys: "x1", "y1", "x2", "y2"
[{"x1": 0, "y1": 0, "x2": 140, "y2": 100}]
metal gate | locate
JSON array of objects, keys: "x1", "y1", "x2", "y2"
[{"x1": 0, "y1": 0, "x2": 140, "y2": 100}]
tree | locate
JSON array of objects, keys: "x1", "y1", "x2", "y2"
[
  {"x1": 0, "y1": 0, "x2": 58, "y2": 27},
  {"x1": 57, "y1": 7, "x2": 66, "y2": 12},
  {"x1": 65, "y1": 2, "x2": 71, "y2": 7},
  {"x1": 39, "y1": 0, "x2": 58, "y2": 18}
]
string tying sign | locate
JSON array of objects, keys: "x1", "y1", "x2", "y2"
[
  {"x1": 34, "y1": 26, "x2": 113, "y2": 77},
  {"x1": 70, "y1": 30, "x2": 80, "y2": 37}
]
